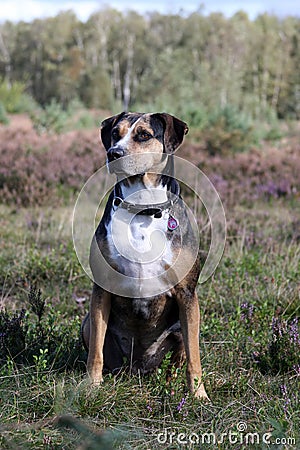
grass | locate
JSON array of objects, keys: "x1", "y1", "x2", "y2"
[{"x1": 0, "y1": 197, "x2": 299, "y2": 449}]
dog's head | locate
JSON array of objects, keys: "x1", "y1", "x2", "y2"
[{"x1": 100, "y1": 112, "x2": 188, "y2": 176}]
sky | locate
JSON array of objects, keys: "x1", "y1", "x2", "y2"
[{"x1": 0, "y1": 0, "x2": 299, "y2": 23}]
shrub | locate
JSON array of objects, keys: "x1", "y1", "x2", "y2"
[
  {"x1": 255, "y1": 317, "x2": 300, "y2": 374},
  {"x1": 0, "y1": 125, "x2": 104, "y2": 206},
  {"x1": 74, "y1": 112, "x2": 98, "y2": 130},
  {"x1": 0, "y1": 286, "x2": 85, "y2": 370},
  {"x1": 264, "y1": 126, "x2": 283, "y2": 141},
  {"x1": 31, "y1": 99, "x2": 69, "y2": 134},
  {"x1": 13, "y1": 92, "x2": 38, "y2": 114},
  {"x1": 66, "y1": 97, "x2": 86, "y2": 114},
  {"x1": 0, "y1": 81, "x2": 37, "y2": 114},
  {"x1": 0, "y1": 309, "x2": 27, "y2": 361},
  {"x1": 202, "y1": 105, "x2": 255, "y2": 155},
  {"x1": 180, "y1": 104, "x2": 209, "y2": 129}
]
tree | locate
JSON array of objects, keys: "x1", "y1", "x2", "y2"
[{"x1": 0, "y1": 9, "x2": 298, "y2": 119}]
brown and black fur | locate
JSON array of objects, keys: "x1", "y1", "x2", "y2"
[{"x1": 81, "y1": 112, "x2": 209, "y2": 399}]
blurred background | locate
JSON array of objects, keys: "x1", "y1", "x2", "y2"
[{"x1": 0, "y1": 1, "x2": 299, "y2": 125}]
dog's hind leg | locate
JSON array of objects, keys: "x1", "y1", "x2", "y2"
[
  {"x1": 81, "y1": 312, "x2": 90, "y2": 351},
  {"x1": 137, "y1": 322, "x2": 185, "y2": 376}
]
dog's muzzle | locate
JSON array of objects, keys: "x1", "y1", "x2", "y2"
[{"x1": 107, "y1": 146, "x2": 125, "y2": 162}]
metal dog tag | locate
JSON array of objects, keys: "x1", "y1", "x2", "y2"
[{"x1": 167, "y1": 215, "x2": 179, "y2": 231}]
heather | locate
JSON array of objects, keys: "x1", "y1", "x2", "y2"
[
  {"x1": 0, "y1": 115, "x2": 105, "y2": 206},
  {"x1": 180, "y1": 133, "x2": 300, "y2": 207},
  {"x1": 1, "y1": 116, "x2": 299, "y2": 209}
]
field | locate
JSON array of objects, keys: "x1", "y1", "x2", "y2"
[{"x1": 0, "y1": 114, "x2": 299, "y2": 449}]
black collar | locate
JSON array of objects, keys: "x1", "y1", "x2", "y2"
[
  {"x1": 113, "y1": 180, "x2": 180, "y2": 217},
  {"x1": 113, "y1": 196, "x2": 175, "y2": 217}
]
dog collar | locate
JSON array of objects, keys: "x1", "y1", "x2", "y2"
[
  {"x1": 112, "y1": 179, "x2": 180, "y2": 218},
  {"x1": 112, "y1": 196, "x2": 176, "y2": 217}
]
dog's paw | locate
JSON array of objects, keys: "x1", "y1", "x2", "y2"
[
  {"x1": 90, "y1": 377, "x2": 104, "y2": 385},
  {"x1": 87, "y1": 369, "x2": 104, "y2": 386},
  {"x1": 88, "y1": 377, "x2": 104, "y2": 388},
  {"x1": 194, "y1": 383, "x2": 211, "y2": 403}
]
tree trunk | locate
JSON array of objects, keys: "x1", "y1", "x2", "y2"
[
  {"x1": 0, "y1": 30, "x2": 11, "y2": 86},
  {"x1": 123, "y1": 35, "x2": 134, "y2": 111}
]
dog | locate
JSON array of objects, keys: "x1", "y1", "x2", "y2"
[{"x1": 81, "y1": 112, "x2": 209, "y2": 400}]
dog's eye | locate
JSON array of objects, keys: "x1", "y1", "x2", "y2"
[
  {"x1": 111, "y1": 129, "x2": 120, "y2": 142},
  {"x1": 138, "y1": 131, "x2": 152, "y2": 142}
]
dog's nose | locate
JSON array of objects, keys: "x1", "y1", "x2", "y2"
[{"x1": 107, "y1": 147, "x2": 125, "y2": 162}]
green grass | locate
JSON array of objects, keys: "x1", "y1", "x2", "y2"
[{"x1": 0, "y1": 197, "x2": 299, "y2": 449}]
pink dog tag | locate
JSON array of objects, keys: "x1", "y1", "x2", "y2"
[{"x1": 167, "y1": 215, "x2": 179, "y2": 231}]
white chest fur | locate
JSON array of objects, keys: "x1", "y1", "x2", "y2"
[
  {"x1": 108, "y1": 209, "x2": 173, "y2": 277},
  {"x1": 105, "y1": 180, "x2": 177, "y2": 297}
]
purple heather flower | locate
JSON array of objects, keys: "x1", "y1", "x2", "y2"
[
  {"x1": 272, "y1": 317, "x2": 284, "y2": 338},
  {"x1": 288, "y1": 318, "x2": 300, "y2": 345},
  {"x1": 293, "y1": 365, "x2": 300, "y2": 377},
  {"x1": 177, "y1": 397, "x2": 186, "y2": 412},
  {"x1": 256, "y1": 180, "x2": 291, "y2": 199},
  {"x1": 280, "y1": 384, "x2": 291, "y2": 417},
  {"x1": 272, "y1": 317, "x2": 300, "y2": 345},
  {"x1": 241, "y1": 302, "x2": 254, "y2": 322}
]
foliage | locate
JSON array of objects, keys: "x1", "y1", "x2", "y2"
[
  {"x1": 1, "y1": 119, "x2": 299, "y2": 207},
  {"x1": 0, "y1": 81, "x2": 24, "y2": 112},
  {"x1": 30, "y1": 98, "x2": 100, "y2": 134},
  {"x1": 56, "y1": 415, "x2": 116, "y2": 449},
  {"x1": 0, "y1": 309, "x2": 26, "y2": 360},
  {"x1": 0, "y1": 286, "x2": 85, "y2": 371},
  {"x1": 178, "y1": 135, "x2": 300, "y2": 208},
  {"x1": 80, "y1": 67, "x2": 113, "y2": 109},
  {"x1": 0, "y1": 123, "x2": 104, "y2": 206},
  {"x1": 178, "y1": 103, "x2": 284, "y2": 154},
  {"x1": 256, "y1": 317, "x2": 300, "y2": 374},
  {"x1": 0, "y1": 81, "x2": 37, "y2": 113},
  {"x1": 200, "y1": 105, "x2": 255, "y2": 154},
  {"x1": 180, "y1": 104, "x2": 209, "y2": 129},
  {"x1": 0, "y1": 10, "x2": 299, "y2": 119},
  {"x1": 31, "y1": 98, "x2": 69, "y2": 134},
  {"x1": 74, "y1": 112, "x2": 97, "y2": 130},
  {"x1": 0, "y1": 101, "x2": 9, "y2": 124},
  {"x1": 28, "y1": 285, "x2": 45, "y2": 321}
]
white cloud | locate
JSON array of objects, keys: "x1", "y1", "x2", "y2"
[
  {"x1": 0, "y1": 0, "x2": 99, "y2": 23},
  {"x1": 0, "y1": 0, "x2": 298, "y2": 23}
]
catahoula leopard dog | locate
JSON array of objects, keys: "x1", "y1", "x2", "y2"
[{"x1": 81, "y1": 111, "x2": 209, "y2": 400}]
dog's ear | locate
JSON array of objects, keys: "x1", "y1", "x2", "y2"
[
  {"x1": 152, "y1": 113, "x2": 188, "y2": 153},
  {"x1": 100, "y1": 112, "x2": 126, "y2": 150}
]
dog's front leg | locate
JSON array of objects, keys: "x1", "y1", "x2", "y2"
[
  {"x1": 177, "y1": 292, "x2": 209, "y2": 400},
  {"x1": 87, "y1": 284, "x2": 111, "y2": 384}
]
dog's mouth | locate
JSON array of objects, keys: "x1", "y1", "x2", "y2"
[
  {"x1": 107, "y1": 160, "x2": 146, "y2": 177},
  {"x1": 107, "y1": 153, "x2": 167, "y2": 178}
]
